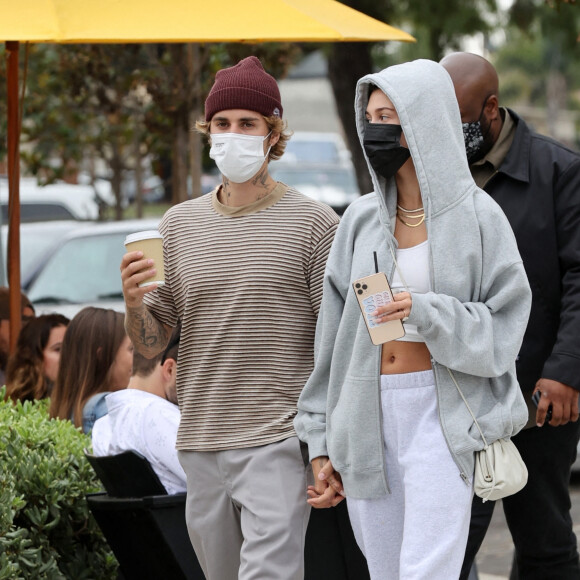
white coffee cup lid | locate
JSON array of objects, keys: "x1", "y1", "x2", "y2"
[{"x1": 124, "y1": 230, "x2": 163, "y2": 245}]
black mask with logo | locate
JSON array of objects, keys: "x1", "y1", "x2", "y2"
[{"x1": 363, "y1": 123, "x2": 410, "y2": 179}]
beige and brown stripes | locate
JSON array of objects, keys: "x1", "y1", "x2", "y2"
[{"x1": 144, "y1": 183, "x2": 339, "y2": 451}]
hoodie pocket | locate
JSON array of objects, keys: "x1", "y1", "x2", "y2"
[{"x1": 327, "y1": 375, "x2": 383, "y2": 473}]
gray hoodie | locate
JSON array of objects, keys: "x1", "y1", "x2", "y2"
[{"x1": 294, "y1": 60, "x2": 532, "y2": 499}]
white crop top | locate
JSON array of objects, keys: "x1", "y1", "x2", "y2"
[{"x1": 390, "y1": 240, "x2": 430, "y2": 342}]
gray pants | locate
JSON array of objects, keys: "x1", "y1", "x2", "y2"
[{"x1": 178, "y1": 437, "x2": 311, "y2": 580}]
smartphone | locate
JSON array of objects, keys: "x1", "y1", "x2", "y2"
[
  {"x1": 532, "y1": 391, "x2": 553, "y2": 423},
  {"x1": 353, "y1": 272, "x2": 405, "y2": 345}
]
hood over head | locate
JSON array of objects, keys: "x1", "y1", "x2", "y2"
[{"x1": 355, "y1": 59, "x2": 475, "y2": 224}]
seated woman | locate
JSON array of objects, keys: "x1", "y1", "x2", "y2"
[
  {"x1": 5, "y1": 313, "x2": 69, "y2": 402},
  {"x1": 49, "y1": 307, "x2": 133, "y2": 433},
  {"x1": 294, "y1": 59, "x2": 532, "y2": 580}
]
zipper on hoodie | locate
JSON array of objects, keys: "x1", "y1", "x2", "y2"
[
  {"x1": 424, "y1": 220, "x2": 470, "y2": 486},
  {"x1": 373, "y1": 244, "x2": 393, "y2": 495},
  {"x1": 432, "y1": 359, "x2": 471, "y2": 487},
  {"x1": 376, "y1": 343, "x2": 391, "y2": 494}
]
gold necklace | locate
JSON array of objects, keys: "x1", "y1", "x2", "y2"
[
  {"x1": 397, "y1": 203, "x2": 424, "y2": 213},
  {"x1": 396, "y1": 209, "x2": 425, "y2": 228}
]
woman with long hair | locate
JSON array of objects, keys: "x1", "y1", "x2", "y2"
[
  {"x1": 49, "y1": 307, "x2": 133, "y2": 433},
  {"x1": 5, "y1": 313, "x2": 69, "y2": 402}
]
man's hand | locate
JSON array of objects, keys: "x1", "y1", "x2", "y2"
[
  {"x1": 308, "y1": 456, "x2": 345, "y2": 508},
  {"x1": 120, "y1": 251, "x2": 160, "y2": 309},
  {"x1": 120, "y1": 251, "x2": 171, "y2": 359},
  {"x1": 534, "y1": 378, "x2": 580, "y2": 427}
]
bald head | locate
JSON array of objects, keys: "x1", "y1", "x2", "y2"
[
  {"x1": 441, "y1": 53, "x2": 497, "y2": 89},
  {"x1": 440, "y1": 52, "x2": 499, "y2": 119}
]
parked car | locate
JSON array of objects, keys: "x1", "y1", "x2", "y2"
[
  {"x1": 79, "y1": 169, "x2": 166, "y2": 206},
  {"x1": 0, "y1": 177, "x2": 102, "y2": 222},
  {"x1": 269, "y1": 162, "x2": 360, "y2": 215},
  {"x1": 0, "y1": 220, "x2": 85, "y2": 286},
  {"x1": 15, "y1": 219, "x2": 160, "y2": 318},
  {"x1": 281, "y1": 131, "x2": 352, "y2": 165}
]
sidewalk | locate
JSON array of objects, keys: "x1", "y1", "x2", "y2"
[
  {"x1": 475, "y1": 479, "x2": 580, "y2": 579},
  {"x1": 474, "y1": 500, "x2": 512, "y2": 580}
]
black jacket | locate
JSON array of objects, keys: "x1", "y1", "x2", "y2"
[{"x1": 482, "y1": 110, "x2": 580, "y2": 393}]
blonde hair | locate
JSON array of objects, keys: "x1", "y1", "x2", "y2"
[{"x1": 195, "y1": 115, "x2": 291, "y2": 162}]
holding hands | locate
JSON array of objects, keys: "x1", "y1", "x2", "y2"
[{"x1": 308, "y1": 456, "x2": 345, "y2": 508}]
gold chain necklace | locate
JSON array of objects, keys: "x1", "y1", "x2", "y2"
[
  {"x1": 397, "y1": 214, "x2": 425, "y2": 227},
  {"x1": 396, "y1": 205, "x2": 425, "y2": 228},
  {"x1": 397, "y1": 204, "x2": 423, "y2": 213}
]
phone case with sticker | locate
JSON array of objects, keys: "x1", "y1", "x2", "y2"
[{"x1": 353, "y1": 272, "x2": 406, "y2": 345}]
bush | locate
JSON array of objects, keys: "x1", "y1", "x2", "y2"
[{"x1": 0, "y1": 389, "x2": 117, "y2": 579}]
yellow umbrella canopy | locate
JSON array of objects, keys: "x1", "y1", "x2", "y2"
[
  {"x1": 0, "y1": 0, "x2": 414, "y2": 43},
  {"x1": 0, "y1": 0, "x2": 413, "y2": 349}
]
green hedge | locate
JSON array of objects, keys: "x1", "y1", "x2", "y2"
[{"x1": 0, "y1": 389, "x2": 117, "y2": 579}]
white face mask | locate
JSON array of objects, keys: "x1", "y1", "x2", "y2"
[{"x1": 209, "y1": 132, "x2": 272, "y2": 183}]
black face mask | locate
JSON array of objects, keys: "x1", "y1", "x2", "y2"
[
  {"x1": 363, "y1": 123, "x2": 410, "y2": 179},
  {"x1": 462, "y1": 96, "x2": 492, "y2": 162}
]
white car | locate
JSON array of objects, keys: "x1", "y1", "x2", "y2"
[
  {"x1": 0, "y1": 177, "x2": 102, "y2": 222},
  {"x1": 269, "y1": 162, "x2": 360, "y2": 215},
  {"x1": 13, "y1": 219, "x2": 160, "y2": 318},
  {"x1": 281, "y1": 131, "x2": 352, "y2": 165}
]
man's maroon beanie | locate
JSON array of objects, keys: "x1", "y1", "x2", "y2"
[{"x1": 204, "y1": 56, "x2": 283, "y2": 121}]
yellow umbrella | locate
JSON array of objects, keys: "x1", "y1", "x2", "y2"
[
  {"x1": 1, "y1": 0, "x2": 413, "y2": 349},
  {"x1": 0, "y1": 0, "x2": 414, "y2": 43}
]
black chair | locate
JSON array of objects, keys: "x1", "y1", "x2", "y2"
[{"x1": 85, "y1": 450, "x2": 205, "y2": 580}]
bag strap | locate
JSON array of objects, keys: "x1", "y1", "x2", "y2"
[
  {"x1": 389, "y1": 246, "x2": 411, "y2": 293},
  {"x1": 446, "y1": 367, "x2": 489, "y2": 449}
]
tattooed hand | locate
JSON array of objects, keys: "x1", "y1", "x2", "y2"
[
  {"x1": 120, "y1": 251, "x2": 159, "y2": 308},
  {"x1": 120, "y1": 251, "x2": 171, "y2": 357}
]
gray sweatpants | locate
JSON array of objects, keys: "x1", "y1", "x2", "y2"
[
  {"x1": 178, "y1": 436, "x2": 311, "y2": 580},
  {"x1": 347, "y1": 370, "x2": 473, "y2": 580}
]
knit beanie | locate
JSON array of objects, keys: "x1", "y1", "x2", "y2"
[{"x1": 205, "y1": 56, "x2": 283, "y2": 121}]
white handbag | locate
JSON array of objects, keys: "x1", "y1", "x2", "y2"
[{"x1": 447, "y1": 368, "x2": 528, "y2": 502}]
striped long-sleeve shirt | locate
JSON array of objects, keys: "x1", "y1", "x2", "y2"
[{"x1": 144, "y1": 183, "x2": 339, "y2": 451}]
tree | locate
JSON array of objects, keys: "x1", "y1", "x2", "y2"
[
  {"x1": 396, "y1": 0, "x2": 497, "y2": 62},
  {"x1": 327, "y1": 0, "x2": 498, "y2": 196},
  {"x1": 498, "y1": 0, "x2": 580, "y2": 141},
  {"x1": 325, "y1": 0, "x2": 396, "y2": 195},
  {"x1": 139, "y1": 43, "x2": 210, "y2": 206},
  {"x1": 2, "y1": 44, "x2": 157, "y2": 220}
]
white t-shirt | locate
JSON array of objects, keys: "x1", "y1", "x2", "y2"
[{"x1": 92, "y1": 389, "x2": 186, "y2": 495}]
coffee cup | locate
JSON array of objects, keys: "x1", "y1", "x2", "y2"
[{"x1": 124, "y1": 230, "x2": 165, "y2": 287}]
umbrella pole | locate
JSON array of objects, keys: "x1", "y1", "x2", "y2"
[{"x1": 6, "y1": 41, "x2": 21, "y2": 353}]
